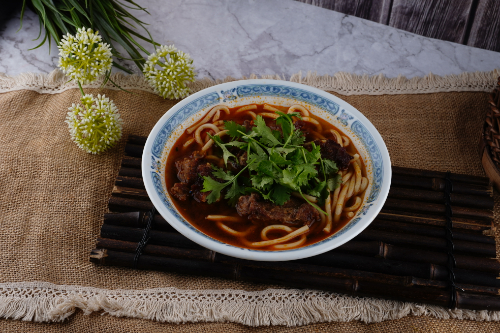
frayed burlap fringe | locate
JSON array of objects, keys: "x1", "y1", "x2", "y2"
[
  {"x1": 0, "y1": 282, "x2": 499, "y2": 326},
  {"x1": 0, "y1": 69, "x2": 499, "y2": 96}
]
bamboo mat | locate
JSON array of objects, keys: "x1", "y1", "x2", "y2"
[{"x1": 0, "y1": 69, "x2": 500, "y2": 332}]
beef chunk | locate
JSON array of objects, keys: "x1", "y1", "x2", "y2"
[
  {"x1": 236, "y1": 193, "x2": 320, "y2": 227},
  {"x1": 313, "y1": 139, "x2": 352, "y2": 170},
  {"x1": 191, "y1": 163, "x2": 218, "y2": 203},
  {"x1": 293, "y1": 120, "x2": 309, "y2": 135},
  {"x1": 171, "y1": 183, "x2": 191, "y2": 201},
  {"x1": 242, "y1": 119, "x2": 255, "y2": 132},
  {"x1": 175, "y1": 151, "x2": 205, "y2": 184}
]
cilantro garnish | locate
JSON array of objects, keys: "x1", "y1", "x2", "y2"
[{"x1": 201, "y1": 110, "x2": 342, "y2": 214}]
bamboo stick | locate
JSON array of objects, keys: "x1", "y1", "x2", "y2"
[
  {"x1": 101, "y1": 215, "x2": 500, "y2": 273},
  {"x1": 371, "y1": 219, "x2": 495, "y2": 244},
  {"x1": 392, "y1": 174, "x2": 492, "y2": 197},
  {"x1": 125, "y1": 143, "x2": 144, "y2": 158},
  {"x1": 357, "y1": 228, "x2": 496, "y2": 257},
  {"x1": 99, "y1": 225, "x2": 500, "y2": 287},
  {"x1": 378, "y1": 211, "x2": 492, "y2": 231},
  {"x1": 115, "y1": 176, "x2": 145, "y2": 190},
  {"x1": 383, "y1": 198, "x2": 493, "y2": 221},
  {"x1": 121, "y1": 156, "x2": 141, "y2": 169},
  {"x1": 392, "y1": 166, "x2": 490, "y2": 186},
  {"x1": 90, "y1": 248, "x2": 500, "y2": 310},
  {"x1": 118, "y1": 167, "x2": 142, "y2": 179},
  {"x1": 127, "y1": 135, "x2": 147, "y2": 146},
  {"x1": 95, "y1": 238, "x2": 499, "y2": 295},
  {"x1": 388, "y1": 186, "x2": 494, "y2": 210}
]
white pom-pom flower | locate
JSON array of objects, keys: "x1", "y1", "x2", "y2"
[
  {"x1": 65, "y1": 94, "x2": 123, "y2": 154},
  {"x1": 58, "y1": 27, "x2": 113, "y2": 84},
  {"x1": 143, "y1": 45, "x2": 196, "y2": 99}
]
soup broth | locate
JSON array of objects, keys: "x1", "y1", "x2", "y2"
[{"x1": 166, "y1": 103, "x2": 368, "y2": 250}]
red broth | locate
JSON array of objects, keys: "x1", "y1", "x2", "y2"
[{"x1": 165, "y1": 104, "x2": 367, "y2": 250}]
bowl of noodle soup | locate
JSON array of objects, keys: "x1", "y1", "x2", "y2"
[{"x1": 142, "y1": 80, "x2": 391, "y2": 261}]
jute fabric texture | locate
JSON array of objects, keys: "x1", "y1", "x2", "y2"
[{"x1": 0, "y1": 70, "x2": 500, "y2": 331}]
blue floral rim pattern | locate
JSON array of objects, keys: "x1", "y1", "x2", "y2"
[{"x1": 149, "y1": 83, "x2": 384, "y2": 252}]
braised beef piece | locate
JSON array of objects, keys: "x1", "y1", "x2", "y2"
[
  {"x1": 175, "y1": 151, "x2": 205, "y2": 184},
  {"x1": 171, "y1": 183, "x2": 191, "y2": 201},
  {"x1": 267, "y1": 119, "x2": 282, "y2": 134},
  {"x1": 293, "y1": 120, "x2": 308, "y2": 135},
  {"x1": 310, "y1": 139, "x2": 352, "y2": 170},
  {"x1": 236, "y1": 193, "x2": 320, "y2": 227},
  {"x1": 242, "y1": 119, "x2": 255, "y2": 132},
  {"x1": 191, "y1": 163, "x2": 219, "y2": 203}
]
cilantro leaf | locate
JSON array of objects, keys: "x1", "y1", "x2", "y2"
[
  {"x1": 290, "y1": 129, "x2": 306, "y2": 146},
  {"x1": 226, "y1": 179, "x2": 246, "y2": 206},
  {"x1": 294, "y1": 164, "x2": 318, "y2": 187},
  {"x1": 257, "y1": 160, "x2": 275, "y2": 177},
  {"x1": 279, "y1": 168, "x2": 299, "y2": 191},
  {"x1": 247, "y1": 152, "x2": 268, "y2": 172},
  {"x1": 323, "y1": 159, "x2": 339, "y2": 175},
  {"x1": 211, "y1": 166, "x2": 233, "y2": 181},
  {"x1": 271, "y1": 185, "x2": 291, "y2": 205},
  {"x1": 327, "y1": 174, "x2": 342, "y2": 191},
  {"x1": 304, "y1": 143, "x2": 321, "y2": 164},
  {"x1": 269, "y1": 151, "x2": 292, "y2": 166},
  {"x1": 254, "y1": 116, "x2": 281, "y2": 147},
  {"x1": 201, "y1": 176, "x2": 226, "y2": 204},
  {"x1": 251, "y1": 174, "x2": 274, "y2": 189},
  {"x1": 210, "y1": 134, "x2": 236, "y2": 166},
  {"x1": 224, "y1": 121, "x2": 247, "y2": 139}
]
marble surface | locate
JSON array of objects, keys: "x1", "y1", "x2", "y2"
[{"x1": 0, "y1": 0, "x2": 499, "y2": 80}]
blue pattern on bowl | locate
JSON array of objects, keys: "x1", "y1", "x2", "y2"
[{"x1": 149, "y1": 83, "x2": 384, "y2": 252}]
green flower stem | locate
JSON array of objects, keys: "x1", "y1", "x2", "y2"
[{"x1": 78, "y1": 81, "x2": 85, "y2": 97}]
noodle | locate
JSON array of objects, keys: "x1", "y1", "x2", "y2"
[
  {"x1": 301, "y1": 117, "x2": 323, "y2": 132},
  {"x1": 273, "y1": 234, "x2": 307, "y2": 249},
  {"x1": 248, "y1": 226, "x2": 309, "y2": 248},
  {"x1": 195, "y1": 123, "x2": 220, "y2": 145},
  {"x1": 182, "y1": 138, "x2": 195, "y2": 148},
  {"x1": 334, "y1": 179, "x2": 350, "y2": 223},
  {"x1": 235, "y1": 105, "x2": 257, "y2": 113},
  {"x1": 202, "y1": 130, "x2": 228, "y2": 151},
  {"x1": 342, "y1": 136, "x2": 350, "y2": 147},
  {"x1": 353, "y1": 161, "x2": 362, "y2": 195},
  {"x1": 323, "y1": 193, "x2": 333, "y2": 233},
  {"x1": 342, "y1": 172, "x2": 353, "y2": 183},
  {"x1": 187, "y1": 105, "x2": 229, "y2": 134},
  {"x1": 344, "y1": 196, "x2": 362, "y2": 212},
  {"x1": 261, "y1": 225, "x2": 293, "y2": 240},
  {"x1": 310, "y1": 130, "x2": 326, "y2": 140},
  {"x1": 260, "y1": 112, "x2": 280, "y2": 119},
  {"x1": 330, "y1": 129, "x2": 343, "y2": 146},
  {"x1": 291, "y1": 191, "x2": 318, "y2": 203},
  {"x1": 287, "y1": 105, "x2": 310, "y2": 117},
  {"x1": 206, "y1": 215, "x2": 245, "y2": 222},
  {"x1": 346, "y1": 175, "x2": 356, "y2": 199},
  {"x1": 247, "y1": 111, "x2": 257, "y2": 120},
  {"x1": 263, "y1": 104, "x2": 281, "y2": 112},
  {"x1": 360, "y1": 177, "x2": 369, "y2": 192},
  {"x1": 217, "y1": 221, "x2": 255, "y2": 236}
]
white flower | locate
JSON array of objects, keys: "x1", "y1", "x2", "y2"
[
  {"x1": 66, "y1": 94, "x2": 123, "y2": 154},
  {"x1": 58, "y1": 27, "x2": 113, "y2": 84},
  {"x1": 143, "y1": 45, "x2": 196, "y2": 99}
]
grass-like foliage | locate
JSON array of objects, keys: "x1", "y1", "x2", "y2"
[{"x1": 20, "y1": 0, "x2": 157, "y2": 73}]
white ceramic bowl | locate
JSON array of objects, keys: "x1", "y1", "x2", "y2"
[{"x1": 142, "y1": 80, "x2": 391, "y2": 261}]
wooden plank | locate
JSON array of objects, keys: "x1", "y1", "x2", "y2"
[
  {"x1": 294, "y1": 0, "x2": 392, "y2": 24},
  {"x1": 467, "y1": 0, "x2": 500, "y2": 52},
  {"x1": 389, "y1": 0, "x2": 474, "y2": 44}
]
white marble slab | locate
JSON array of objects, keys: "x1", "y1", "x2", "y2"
[{"x1": 0, "y1": 0, "x2": 499, "y2": 79}]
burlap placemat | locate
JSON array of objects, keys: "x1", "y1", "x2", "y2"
[{"x1": 1, "y1": 69, "x2": 500, "y2": 332}]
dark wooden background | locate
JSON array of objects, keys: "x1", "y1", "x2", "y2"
[{"x1": 296, "y1": 0, "x2": 500, "y2": 53}]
